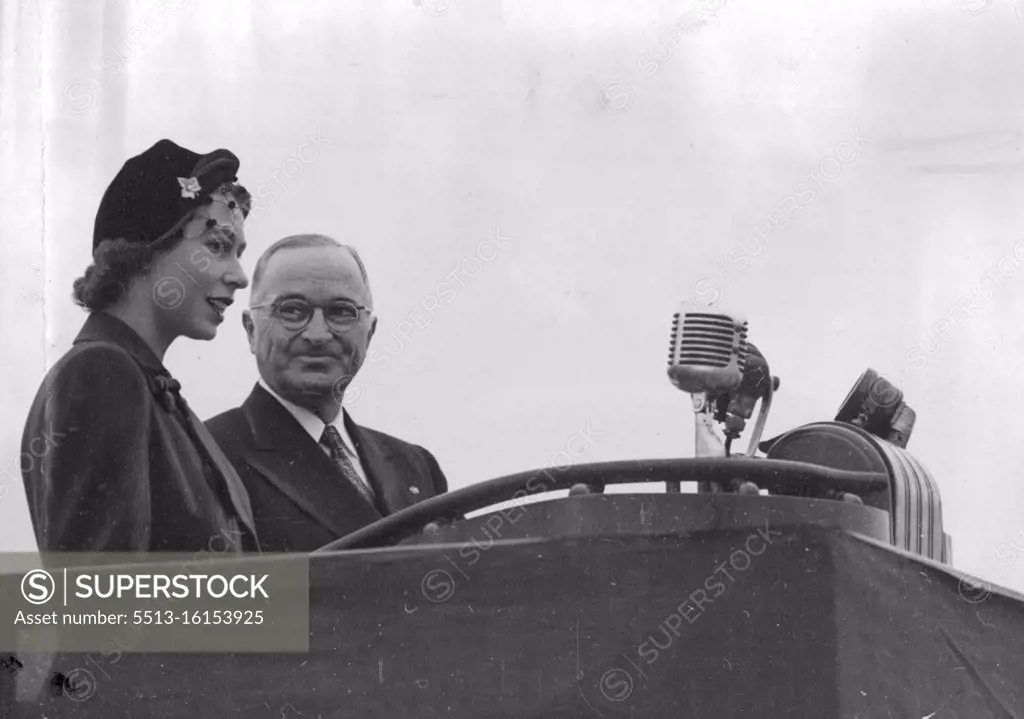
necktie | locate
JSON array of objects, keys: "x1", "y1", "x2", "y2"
[{"x1": 320, "y1": 425, "x2": 377, "y2": 507}]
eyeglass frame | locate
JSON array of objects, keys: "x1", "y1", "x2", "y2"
[{"x1": 250, "y1": 296, "x2": 374, "y2": 333}]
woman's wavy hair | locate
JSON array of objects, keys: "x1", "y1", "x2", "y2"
[{"x1": 72, "y1": 182, "x2": 252, "y2": 313}]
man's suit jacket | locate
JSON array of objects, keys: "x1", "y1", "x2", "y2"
[
  {"x1": 20, "y1": 312, "x2": 259, "y2": 553},
  {"x1": 205, "y1": 384, "x2": 448, "y2": 551}
]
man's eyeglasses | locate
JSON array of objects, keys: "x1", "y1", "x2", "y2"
[{"x1": 251, "y1": 298, "x2": 372, "y2": 332}]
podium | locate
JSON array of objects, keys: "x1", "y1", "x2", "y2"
[{"x1": 3, "y1": 493, "x2": 1022, "y2": 718}]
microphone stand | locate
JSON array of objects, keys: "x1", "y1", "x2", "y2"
[{"x1": 684, "y1": 394, "x2": 726, "y2": 494}]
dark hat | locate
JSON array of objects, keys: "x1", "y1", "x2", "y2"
[{"x1": 92, "y1": 139, "x2": 244, "y2": 252}]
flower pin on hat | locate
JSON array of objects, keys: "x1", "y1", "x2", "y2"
[{"x1": 178, "y1": 176, "x2": 201, "y2": 199}]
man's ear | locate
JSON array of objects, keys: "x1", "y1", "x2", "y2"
[
  {"x1": 242, "y1": 310, "x2": 256, "y2": 355},
  {"x1": 368, "y1": 316, "x2": 377, "y2": 345}
]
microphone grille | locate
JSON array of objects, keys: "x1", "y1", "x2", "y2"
[{"x1": 668, "y1": 310, "x2": 748, "y2": 369}]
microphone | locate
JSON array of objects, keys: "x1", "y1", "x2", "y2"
[
  {"x1": 666, "y1": 303, "x2": 749, "y2": 491},
  {"x1": 666, "y1": 302, "x2": 748, "y2": 397},
  {"x1": 666, "y1": 304, "x2": 780, "y2": 494},
  {"x1": 835, "y1": 369, "x2": 916, "y2": 449},
  {"x1": 724, "y1": 343, "x2": 772, "y2": 421},
  {"x1": 721, "y1": 342, "x2": 779, "y2": 457}
]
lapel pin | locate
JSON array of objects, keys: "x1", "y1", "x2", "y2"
[{"x1": 409, "y1": 486, "x2": 420, "y2": 495}]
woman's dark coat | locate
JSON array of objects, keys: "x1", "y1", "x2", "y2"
[{"x1": 20, "y1": 312, "x2": 259, "y2": 553}]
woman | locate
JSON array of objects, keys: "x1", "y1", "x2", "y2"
[{"x1": 20, "y1": 139, "x2": 260, "y2": 553}]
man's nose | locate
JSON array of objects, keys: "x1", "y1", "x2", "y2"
[{"x1": 301, "y1": 309, "x2": 334, "y2": 341}]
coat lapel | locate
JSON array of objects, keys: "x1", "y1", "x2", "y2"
[
  {"x1": 186, "y1": 410, "x2": 258, "y2": 542},
  {"x1": 240, "y1": 386, "x2": 382, "y2": 537}
]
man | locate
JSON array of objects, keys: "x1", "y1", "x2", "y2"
[{"x1": 206, "y1": 234, "x2": 448, "y2": 551}]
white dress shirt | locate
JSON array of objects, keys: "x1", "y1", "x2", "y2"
[{"x1": 257, "y1": 378, "x2": 373, "y2": 494}]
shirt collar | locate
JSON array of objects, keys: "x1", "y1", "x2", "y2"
[{"x1": 257, "y1": 377, "x2": 357, "y2": 455}]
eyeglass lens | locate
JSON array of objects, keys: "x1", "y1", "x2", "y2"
[{"x1": 275, "y1": 300, "x2": 360, "y2": 329}]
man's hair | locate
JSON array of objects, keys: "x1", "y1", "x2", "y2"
[
  {"x1": 73, "y1": 182, "x2": 251, "y2": 313},
  {"x1": 250, "y1": 234, "x2": 372, "y2": 303}
]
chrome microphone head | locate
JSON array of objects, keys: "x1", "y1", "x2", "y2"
[{"x1": 667, "y1": 302, "x2": 748, "y2": 396}]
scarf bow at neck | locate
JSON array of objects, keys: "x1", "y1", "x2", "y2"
[{"x1": 145, "y1": 370, "x2": 188, "y2": 415}]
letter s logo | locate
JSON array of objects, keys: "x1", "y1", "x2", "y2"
[{"x1": 22, "y1": 570, "x2": 55, "y2": 605}]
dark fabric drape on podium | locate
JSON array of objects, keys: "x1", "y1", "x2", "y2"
[{"x1": 5, "y1": 526, "x2": 1023, "y2": 717}]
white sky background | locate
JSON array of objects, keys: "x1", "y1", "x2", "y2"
[{"x1": 2, "y1": 0, "x2": 1023, "y2": 593}]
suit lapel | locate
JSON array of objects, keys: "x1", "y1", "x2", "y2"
[
  {"x1": 186, "y1": 409, "x2": 259, "y2": 543},
  {"x1": 345, "y1": 413, "x2": 414, "y2": 515},
  {"x1": 240, "y1": 387, "x2": 382, "y2": 537}
]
